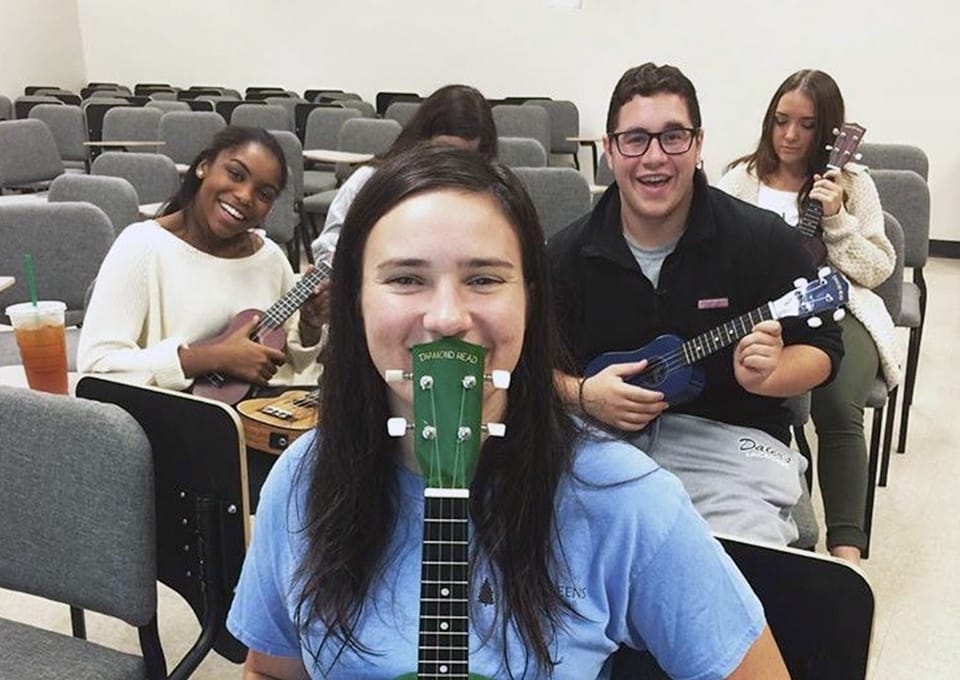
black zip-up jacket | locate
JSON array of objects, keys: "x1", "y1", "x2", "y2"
[{"x1": 547, "y1": 171, "x2": 843, "y2": 445}]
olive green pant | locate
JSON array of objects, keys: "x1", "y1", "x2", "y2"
[{"x1": 810, "y1": 314, "x2": 879, "y2": 552}]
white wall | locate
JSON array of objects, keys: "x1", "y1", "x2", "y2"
[
  {"x1": 0, "y1": 0, "x2": 86, "y2": 100},
  {"x1": 70, "y1": 0, "x2": 960, "y2": 240}
]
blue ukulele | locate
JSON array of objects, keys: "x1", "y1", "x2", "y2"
[
  {"x1": 386, "y1": 337, "x2": 510, "y2": 680},
  {"x1": 584, "y1": 267, "x2": 849, "y2": 406}
]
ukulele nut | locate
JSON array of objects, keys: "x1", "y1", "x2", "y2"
[
  {"x1": 457, "y1": 426, "x2": 472, "y2": 442},
  {"x1": 419, "y1": 375, "x2": 434, "y2": 390},
  {"x1": 422, "y1": 425, "x2": 437, "y2": 440},
  {"x1": 461, "y1": 375, "x2": 477, "y2": 389}
]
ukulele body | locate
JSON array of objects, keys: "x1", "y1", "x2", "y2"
[
  {"x1": 191, "y1": 308, "x2": 287, "y2": 405},
  {"x1": 584, "y1": 333, "x2": 706, "y2": 407}
]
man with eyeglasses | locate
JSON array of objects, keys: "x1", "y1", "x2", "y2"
[{"x1": 548, "y1": 63, "x2": 842, "y2": 548}]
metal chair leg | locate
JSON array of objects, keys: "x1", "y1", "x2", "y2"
[
  {"x1": 879, "y1": 386, "x2": 898, "y2": 487},
  {"x1": 862, "y1": 406, "x2": 884, "y2": 560}
]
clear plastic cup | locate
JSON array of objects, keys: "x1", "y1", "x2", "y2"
[{"x1": 4, "y1": 301, "x2": 68, "y2": 394}]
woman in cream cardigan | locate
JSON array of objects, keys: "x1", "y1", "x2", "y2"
[{"x1": 716, "y1": 69, "x2": 900, "y2": 564}]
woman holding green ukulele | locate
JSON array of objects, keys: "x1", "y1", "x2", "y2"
[{"x1": 227, "y1": 145, "x2": 788, "y2": 678}]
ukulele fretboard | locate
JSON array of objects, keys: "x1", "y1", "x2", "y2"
[
  {"x1": 260, "y1": 261, "x2": 333, "y2": 331},
  {"x1": 797, "y1": 198, "x2": 824, "y2": 239},
  {"x1": 681, "y1": 305, "x2": 775, "y2": 365},
  {"x1": 418, "y1": 490, "x2": 470, "y2": 678}
]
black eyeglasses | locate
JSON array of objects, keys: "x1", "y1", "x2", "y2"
[{"x1": 609, "y1": 127, "x2": 699, "y2": 157}]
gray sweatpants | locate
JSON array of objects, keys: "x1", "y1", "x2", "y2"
[{"x1": 628, "y1": 413, "x2": 806, "y2": 546}]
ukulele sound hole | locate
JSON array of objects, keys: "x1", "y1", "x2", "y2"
[{"x1": 640, "y1": 357, "x2": 668, "y2": 387}]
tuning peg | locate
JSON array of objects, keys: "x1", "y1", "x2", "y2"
[
  {"x1": 833, "y1": 309, "x2": 845, "y2": 321},
  {"x1": 807, "y1": 316, "x2": 823, "y2": 328},
  {"x1": 793, "y1": 277, "x2": 808, "y2": 289},
  {"x1": 817, "y1": 266, "x2": 832, "y2": 279},
  {"x1": 832, "y1": 127, "x2": 840, "y2": 135},
  {"x1": 483, "y1": 422, "x2": 506, "y2": 437},
  {"x1": 824, "y1": 144, "x2": 834, "y2": 152},
  {"x1": 854, "y1": 153, "x2": 862, "y2": 161},
  {"x1": 384, "y1": 369, "x2": 411, "y2": 383},
  {"x1": 486, "y1": 370, "x2": 511, "y2": 389},
  {"x1": 387, "y1": 417, "x2": 412, "y2": 437}
]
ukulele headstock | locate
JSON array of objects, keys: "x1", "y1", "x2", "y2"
[
  {"x1": 771, "y1": 267, "x2": 850, "y2": 325},
  {"x1": 825, "y1": 122, "x2": 867, "y2": 172},
  {"x1": 385, "y1": 338, "x2": 509, "y2": 489}
]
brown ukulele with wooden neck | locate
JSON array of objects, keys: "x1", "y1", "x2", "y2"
[
  {"x1": 796, "y1": 122, "x2": 866, "y2": 265},
  {"x1": 237, "y1": 389, "x2": 318, "y2": 455}
]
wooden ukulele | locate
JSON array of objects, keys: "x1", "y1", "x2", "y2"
[
  {"x1": 584, "y1": 267, "x2": 849, "y2": 408},
  {"x1": 385, "y1": 337, "x2": 510, "y2": 680},
  {"x1": 796, "y1": 122, "x2": 866, "y2": 265},
  {"x1": 191, "y1": 258, "x2": 331, "y2": 405},
  {"x1": 237, "y1": 389, "x2": 318, "y2": 455}
]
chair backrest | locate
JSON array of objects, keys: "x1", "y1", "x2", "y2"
[
  {"x1": 340, "y1": 99, "x2": 376, "y2": 118},
  {"x1": 268, "y1": 129, "x2": 304, "y2": 201},
  {"x1": 304, "y1": 106, "x2": 360, "y2": 150},
  {"x1": 232, "y1": 103, "x2": 290, "y2": 131},
  {"x1": 265, "y1": 96, "x2": 306, "y2": 130},
  {"x1": 384, "y1": 101, "x2": 421, "y2": 127},
  {"x1": 610, "y1": 535, "x2": 875, "y2": 680},
  {"x1": 492, "y1": 104, "x2": 551, "y2": 161},
  {"x1": 76, "y1": 376, "x2": 252, "y2": 665},
  {"x1": 0, "y1": 202, "x2": 114, "y2": 326},
  {"x1": 375, "y1": 90, "x2": 420, "y2": 115},
  {"x1": 81, "y1": 100, "x2": 129, "y2": 145},
  {"x1": 860, "y1": 143, "x2": 928, "y2": 181},
  {"x1": 158, "y1": 110, "x2": 226, "y2": 164},
  {"x1": 145, "y1": 99, "x2": 190, "y2": 113},
  {"x1": 870, "y1": 169, "x2": 930, "y2": 269},
  {"x1": 524, "y1": 99, "x2": 579, "y2": 154},
  {"x1": 0, "y1": 119, "x2": 65, "y2": 189},
  {"x1": 873, "y1": 211, "x2": 905, "y2": 322},
  {"x1": 0, "y1": 385, "x2": 156, "y2": 625},
  {"x1": 91, "y1": 150, "x2": 181, "y2": 204},
  {"x1": 148, "y1": 90, "x2": 179, "y2": 102},
  {"x1": 101, "y1": 105, "x2": 163, "y2": 143},
  {"x1": 336, "y1": 118, "x2": 402, "y2": 181},
  {"x1": 496, "y1": 136, "x2": 548, "y2": 168},
  {"x1": 28, "y1": 104, "x2": 88, "y2": 163},
  {"x1": 0, "y1": 94, "x2": 13, "y2": 121},
  {"x1": 49, "y1": 173, "x2": 141, "y2": 236},
  {"x1": 13, "y1": 94, "x2": 61, "y2": 119},
  {"x1": 513, "y1": 167, "x2": 591, "y2": 239}
]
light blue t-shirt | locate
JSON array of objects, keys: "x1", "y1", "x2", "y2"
[{"x1": 228, "y1": 431, "x2": 765, "y2": 679}]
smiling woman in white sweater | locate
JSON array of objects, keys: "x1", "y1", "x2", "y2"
[
  {"x1": 716, "y1": 70, "x2": 899, "y2": 564},
  {"x1": 78, "y1": 126, "x2": 324, "y2": 391}
]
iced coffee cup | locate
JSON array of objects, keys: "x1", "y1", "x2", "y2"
[{"x1": 5, "y1": 301, "x2": 69, "y2": 394}]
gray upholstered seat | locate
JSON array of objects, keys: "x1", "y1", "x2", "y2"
[
  {"x1": 384, "y1": 101, "x2": 420, "y2": 127},
  {"x1": 91, "y1": 151, "x2": 180, "y2": 204},
  {"x1": 0, "y1": 94, "x2": 12, "y2": 121},
  {"x1": 512, "y1": 166, "x2": 591, "y2": 239},
  {"x1": 0, "y1": 385, "x2": 157, "y2": 679},
  {"x1": 870, "y1": 169, "x2": 929, "y2": 454},
  {"x1": 497, "y1": 137, "x2": 547, "y2": 168},
  {"x1": 145, "y1": 99, "x2": 190, "y2": 113},
  {"x1": 232, "y1": 103, "x2": 290, "y2": 131},
  {"x1": 524, "y1": 99, "x2": 580, "y2": 167},
  {"x1": 0, "y1": 202, "x2": 114, "y2": 326},
  {"x1": 102, "y1": 106, "x2": 163, "y2": 145},
  {"x1": 49, "y1": 173, "x2": 141, "y2": 235},
  {"x1": 859, "y1": 143, "x2": 928, "y2": 180},
  {"x1": 492, "y1": 104, "x2": 551, "y2": 164},
  {"x1": 264, "y1": 96, "x2": 306, "y2": 131},
  {"x1": 158, "y1": 110, "x2": 226, "y2": 164},
  {"x1": 28, "y1": 104, "x2": 89, "y2": 170},
  {"x1": 302, "y1": 107, "x2": 360, "y2": 195},
  {"x1": 0, "y1": 119, "x2": 65, "y2": 192},
  {"x1": 265, "y1": 130, "x2": 306, "y2": 267}
]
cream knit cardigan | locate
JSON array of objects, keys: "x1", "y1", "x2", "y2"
[{"x1": 715, "y1": 163, "x2": 902, "y2": 388}]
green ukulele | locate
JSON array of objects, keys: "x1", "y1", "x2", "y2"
[{"x1": 386, "y1": 337, "x2": 509, "y2": 680}]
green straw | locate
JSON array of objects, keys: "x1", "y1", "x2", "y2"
[{"x1": 23, "y1": 253, "x2": 38, "y2": 308}]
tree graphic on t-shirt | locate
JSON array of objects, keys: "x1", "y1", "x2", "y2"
[{"x1": 478, "y1": 578, "x2": 494, "y2": 606}]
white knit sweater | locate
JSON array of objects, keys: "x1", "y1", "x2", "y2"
[
  {"x1": 715, "y1": 163, "x2": 902, "y2": 388},
  {"x1": 78, "y1": 220, "x2": 321, "y2": 390}
]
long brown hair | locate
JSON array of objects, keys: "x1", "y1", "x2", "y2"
[
  {"x1": 727, "y1": 69, "x2": 845, "y2": 208},
  {"x1": 294, "y1": 143, "x2": 579, "y2": 675}
]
